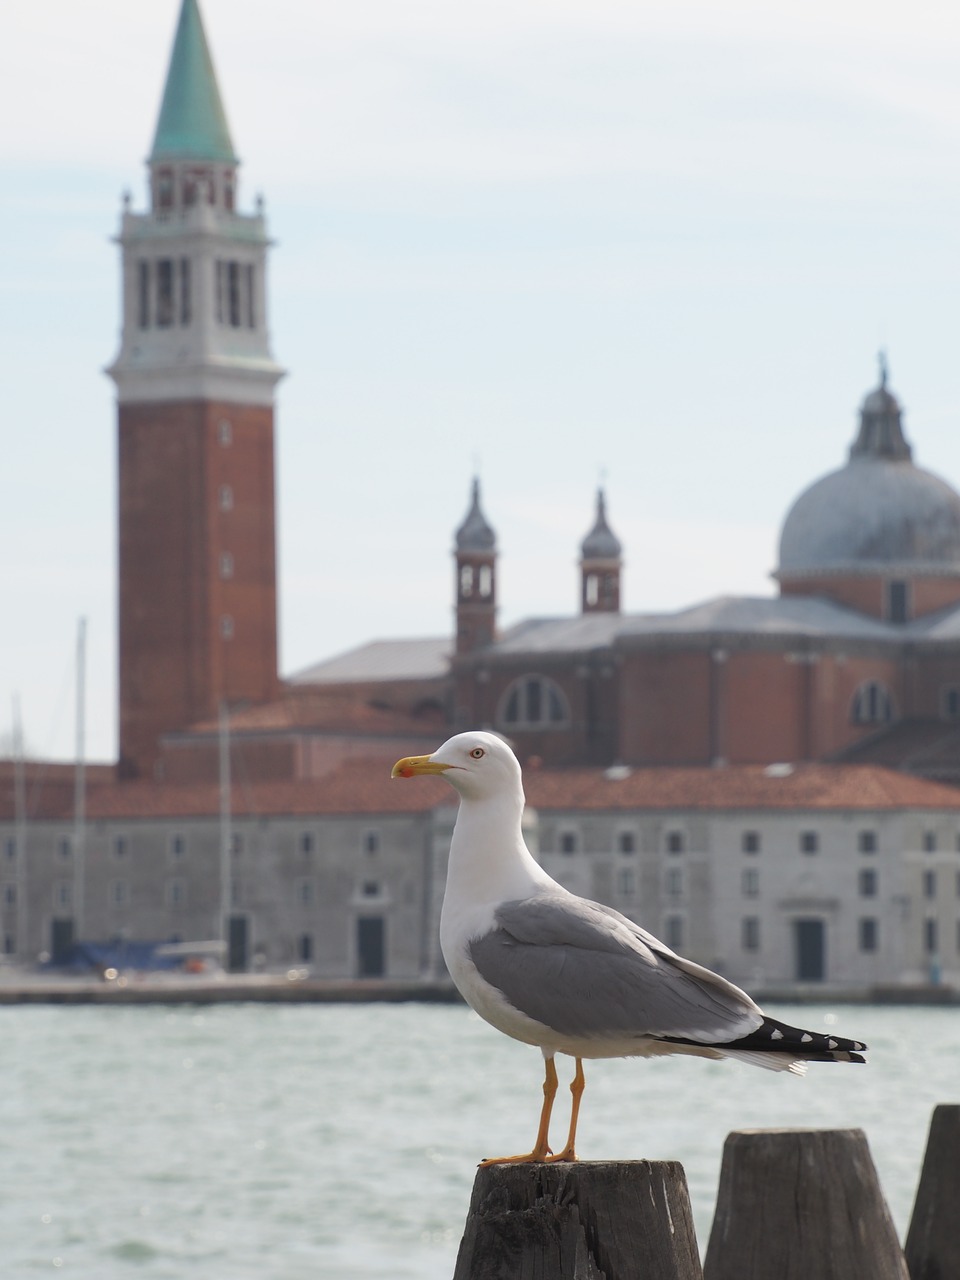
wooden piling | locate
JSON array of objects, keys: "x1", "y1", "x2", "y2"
[
  {"x1": 703, "y1": 1128, "x2": 908, "y2": 1280},
  {"x1": 904, "y1": 1104, "x2": 960, "y2": 1280},
  {"x1": 452, "y1": 1160, "x2": 703, "y2": 1280}
]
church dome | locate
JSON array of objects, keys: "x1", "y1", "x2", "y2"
[
  {"x1": 580, "y1": 488, "x2": 622, "y2": 560},
  {"x1": 455, "y1": 478, "x2": 496, "y2": 552},
  {"x1": 777, "y1": 367, "x2": 960, "y2": 579}
]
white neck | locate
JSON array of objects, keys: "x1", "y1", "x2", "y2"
[{"x1": 443, "y1": 791, "x2": 554, "y2": 914}]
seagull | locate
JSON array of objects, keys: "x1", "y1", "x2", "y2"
[{"x1": 392, "y1": 730, "x2": 867, "y2": 1166}]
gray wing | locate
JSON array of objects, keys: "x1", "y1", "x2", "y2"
[{"x1": 469, "y1": 890, "x2": 761, "y2": 1043}]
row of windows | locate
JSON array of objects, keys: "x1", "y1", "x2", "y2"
[
  {"x1": 153, "y1": 165, "x2": 236, "y2": 213},
  {"x1": 459, "y1": 563, "x2": 493, "y2": 601},
  {"x1": 137, "y1": 257, "x2": 191, "y2": 329},
  {"x1": 135, "y1": 258, "x2": 257, "y2": 331},
  {"x1": 556, "y1": 828, "x2": 960, "y2": 856},
  {"x1": 9, "y1": 829, "x2": 388, "y2": 863},
  {"x1": 484, "y1": 673, "x2": 960, "y2": 733},
  {"x1": 46, "y1": 880, "x2": 188, "y2": 910}
]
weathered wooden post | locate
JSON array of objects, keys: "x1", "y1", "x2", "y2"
[
  {"x1": 703, "y1": 1128, "x2": 908, "y2": 1280},
  {"x1": 904, "y1": 1103, "x2": 960, "y2": 1280},
  {"x1": 453, "y1": 1161, "x2": 703, "y2": 1280}
]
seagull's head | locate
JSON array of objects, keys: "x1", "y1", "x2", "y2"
[{"x1": 391, "y1": 730, "x2": 521, "y2": 802}]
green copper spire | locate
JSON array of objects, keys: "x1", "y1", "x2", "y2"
[{"x1": 150, "y1": 0, "x2": 238, "y2": 164}]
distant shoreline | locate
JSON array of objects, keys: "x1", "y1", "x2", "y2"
[{"x1": 0, "y1": 974, "x2": 957, "y2": 1007}]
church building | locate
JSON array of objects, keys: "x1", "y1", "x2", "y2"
[{"x1": 4, "y1": 0, "x2": 960, "y2": 994}]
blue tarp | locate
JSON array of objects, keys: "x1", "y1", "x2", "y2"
[{"x1": 53, "y1": 941, "x2": 181, "y2": 973}]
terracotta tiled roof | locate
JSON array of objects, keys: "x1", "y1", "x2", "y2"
[
  {"x1": 5, "y1": 758, "x2": 960, "y2": 825},
  {"x1": 172, "y1": 689, "x2": 446, "y2": 738},
  {"x1": 78, "y1": 760, "x2": 453, "y2": 821},
  {"x1": 522, "y1": 762, "x2": 960, "y2": 812}
]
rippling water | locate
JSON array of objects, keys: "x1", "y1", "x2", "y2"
[{"x1": 1, "y1": 1002, "x2": 956, "y2": 1277}]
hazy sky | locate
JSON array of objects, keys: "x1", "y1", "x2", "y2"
[{"x1": 4, "y1": 0, "x2": 960, "y2": 761}]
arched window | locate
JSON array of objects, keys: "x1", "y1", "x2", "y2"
[
  {"x1": 850, "y1": 681, "x2": 893, "y2": 725},
  {"x1": 499, "y1": 675, "x2": 570, "y2": 729}
]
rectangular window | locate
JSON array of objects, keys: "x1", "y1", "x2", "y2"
[
  {"x1": 617, "y1": 831, "x2": 636, "y2": 855},
  {"x1": 156, "y1": 258, "x2": 174, "y2": 327},
  {"x1": 888, "y1": 580, "x2": 908, "y2": 624},
  {"x1": 179, "y1": 258, "x2": 191, "y2": 325},
  {"x1": 230, "y1": 832, "x2": 243, "y2": 855},
  {"x1": 741, "y1": 868, "x2": 760, "y2": 897},
  {"x1": 858, "y1": 831, "x2": 877, "y2": 853},
  {"x1": 3, "y1": 838, "x2": 16, "y2": 860},
  {"x1": 742, "y1": 916, "x2": 760, "y2": 951},
  {"x1": 665, "y1": 868, "x2": 683, "y2": 898},
  {"x1": 137, "y1": 260, "x2": 150, "y2": 328},
  {"x1": 58, "y1": 838, "x2": 71, "y2": 859},
  {"x1": 298, "y1": 934, "x2": 313, "y2": 962},
  {"x1": 859, "y1": 917, "x2": 878, "y2": 952},
  {"x1": 800, "y1": 831, "x2": 819, "y2": 854},
  {"x1": 924, "y1": 918, "x2": 938, "y2": 954},
  {"x1": 666, "y1": 832, "x2": 685, "y2": 854},
  {"x1": 362, "y1": 880, "x2": 380, "y2": 897},
  {"x1": 742, "y1": 831, "x2": 760, "y2": 854},
  {"x1": 559, "y1": 831, "x2": 578, "y2": 854},
  {"x1": 216, "y1": 260, "x2": 226, "y2": 322},
  {"x1": 923, "y1": 831, "x2": 937, "y2": 853},
  {"x1": 111, "y1": 880, "x2": 128, "y2": 907},
  {"x1": 665, "y1": 915, "x2": 684, "y2": 949},
  {"x1": 219, "y1": 551, "x2": 234, "y2": 580},
  {"x1": 300, "y1": 832, "x2": 315, "y2": 855},
  {"x1": 167, "y1": 879, "x2": 185, "y2": 908},
  {"x1": 924, "y1": 870, "x2": 937, "y2": 900},
  {"x1": 297, "y1": 880, "x2": 313, "y2": 905},
  {"x1": 245, "y1": 263, "x2": 255, "y2": 327},
  {"x1": 3, "y1": 885, "x2": 15, "y2": 907},
  {"x1": 363, "y1": 831, "x2": 380, "y2": 855},
  {"x1": 113, "y1": 836, "x2": 127, "y2": 859},
  {"x1": 858, "y1": 868, "x2": 878, "y2": 897},
  {"x1": 228, "y1": 261, "x2": 241, "y2": 327},
  {"x1": 617, "y1": 868, "x2": 635, "y2": 895},
  {"x1": 170, "y1": 833, "x2": 186, "y2": 857}
]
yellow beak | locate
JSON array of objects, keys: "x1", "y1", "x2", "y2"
[{"x1": 391, "y1": 754, "x2": 451, "y2": 779}]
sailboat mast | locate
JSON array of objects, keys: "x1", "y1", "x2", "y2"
[
  {"x1": 218, "y1": 700, "x2": 232, "y2": 959},
  {"x1": 12, "y1": 695, "x2": 28, "y2": 962},
  {"x1": 73, "y1": 618, "x2": 87, "y2": 942}
]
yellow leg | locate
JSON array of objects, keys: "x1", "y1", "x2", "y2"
[
  {"x1": 545, "y1": 1057, "x2": 584, "y2": 1163},
  {"x1": 478, "y1": 1056, "x2": 558, "y2": 1167}
]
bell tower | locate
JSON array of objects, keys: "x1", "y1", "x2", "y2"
[
  {"x1": 108, "y1": 0, "x2": 284, "y2": 778},
  {"x1": 454, "y1": 479, "x2": 497, "y2": 656},
  {"x1": 579, "y1": 488, "x2": 622, "y2": 613}
]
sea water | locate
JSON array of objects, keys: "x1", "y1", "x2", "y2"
[{"x1": 1, "y1": 1002, "x2": 955, "y2": 1278}]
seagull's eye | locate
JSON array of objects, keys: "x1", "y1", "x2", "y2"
[{"x1": 469, "y1": 747, "x2": 485, "y2": 759}]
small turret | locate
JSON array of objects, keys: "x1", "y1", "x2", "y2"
[
  {"x1": 580, "y1": 488, "x2": 622, "y2": 613},
  {"x1": 454, "y1": 479, "x2": 497, "y2": 655}
]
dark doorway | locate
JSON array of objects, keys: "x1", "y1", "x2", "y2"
[
  {"x1": 794, "y1": 918, "x2": 825, "y2": 981},
  {"x1": 357, "y1": 917, "x2": 385, "y2": 977},
  {"x1": 50, "y1": 918, "x2": 75, "y2": 966},
  {"x1": 227, "y1": 915, "x2": 248, "y2": 972}
]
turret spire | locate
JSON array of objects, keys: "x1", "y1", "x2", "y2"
[
  {"x1": 151, "y1": 0, "x2": 237, "y2": 164},
  {"x1": 850, "y1": 357, "x2": 912, "y2": 463},
  {"x1": 580, "y1": 487, "x2": 622, "y2": 613}
]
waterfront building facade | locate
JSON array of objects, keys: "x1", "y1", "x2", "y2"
[{"x1": 3, "y1": 761, "x2": 959, "y2": 992}]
